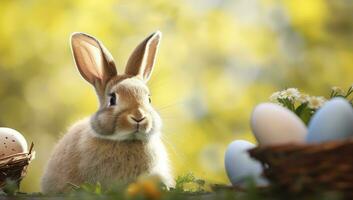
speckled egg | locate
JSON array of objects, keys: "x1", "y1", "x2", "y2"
[
  {"x1": 307, "y1": 97, "x2": 353, "y2": 143},
  {"x1": 251, "y1": 103, "x2": 307, "y2": 146},
  {"x1": 0, "y1": 127, "x2": 28, "y2": 158},
  {"x1": 224, "y1": 140, "x2": 268, "y2": 186}
]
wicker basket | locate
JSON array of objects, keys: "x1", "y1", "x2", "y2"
[
  {"x1": 0, "y1": 143, "x2": 34, "y2": 189},
  {"x1": 248, "y1": 140, "x2": 353, "y2": 196}
]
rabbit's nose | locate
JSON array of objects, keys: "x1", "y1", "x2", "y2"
[
  {"x1": 128, "y1": 108, "x2": 146, "y2": 123},
  {"x1": 128, "y1": 109, "x2": 146, "y2": 123},
  {"x1": 130, "y1": 116, "x2": 146, "y2": 123}
]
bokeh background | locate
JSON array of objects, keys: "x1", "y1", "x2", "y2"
[{"x1": 0, "y1": 0, "x2": 352, "y2": 192}]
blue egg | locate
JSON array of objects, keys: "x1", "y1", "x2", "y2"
[
  {"x1": 307, "y1": 97, "x2": 353, "y2": 143},
  {"x1": 224, "y1": 140, "x2": 268, "y2": 186}
]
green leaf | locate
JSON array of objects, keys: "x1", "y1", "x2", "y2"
[
  {"x1": 300, "y1": 108, "x2": 314, "y2": 125},
  {"x1": 295, "y1": 103, "x2": 308, "y2": 116},
  {"x1": 3, "y1": 179, "x2": 18, "y2": 195},
  {"x1": 95, "y1": 182, "x2": 102, "y2": 195}
]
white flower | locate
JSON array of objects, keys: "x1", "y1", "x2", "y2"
[
  {"x1": 280, "y1": 88, "x2": 300, "y2": 101},
  {"x1": 297, "y1": 93, "x2": 309, "y2": 103},
  {"x1": 331, "y1": 86, "x2": 343, "y2": 95},
  {"x1": 269, "y1": 91, "x2": 281, "y2": 102},
  {"x1": 308, "y1": 96, "x2": 326, "y2": 109}
]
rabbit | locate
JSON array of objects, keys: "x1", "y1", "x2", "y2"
[{"x1": 41, "y1": 31, "x2": 174, "y2": 193}]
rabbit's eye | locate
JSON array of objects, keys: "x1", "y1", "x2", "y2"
[
  {"x1": 109, "y1": 93, "x2": 117, "y2": 106},
  {"x1": 149, "y1": 97, "x2": 152, "y2": 103}
]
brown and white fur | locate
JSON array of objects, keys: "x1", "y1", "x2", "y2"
[{"x1": 41, "y1": 31, "x2": 174, "y2": 193}]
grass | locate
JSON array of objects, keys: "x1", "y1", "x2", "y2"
[{"x1": 0, "y1": 174, "x2": 346, "y2": 200}]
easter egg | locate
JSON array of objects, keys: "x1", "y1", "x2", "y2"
[
  {"x1": 307, "y1": 97, "x2": 353, "y2": 143},
  {"x1": 224, "y1": 140, "x2": 267, "y2": 186},
  {"x1": 251, "y1": 103, "x2": 307, "y2": 146},
  {"x1": 0, "y1": 127, "x2": 28, "y2": 159}
]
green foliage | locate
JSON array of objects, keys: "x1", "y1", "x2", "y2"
[
  {"x1": 294, "y1": 103, "x2": 313, "y2": 125},
  {"x1": 67, "y1": 182, "x2": 125, "y2": 200},
  {"x1": 270, "y1": 88, "x2": 323, "y2": 124},
  {"x1": 0, "y1": 174, "x2": 346, "y2": 200},
  {"x1": 330, "y1": 86, "x2": 353, "y2": 105},
  {"x1": 271, "y1": 85, "x2": 353, "y2": 124},
  {"x1": 174, "y1": 173, "x2": 207, "y2": 193},
  {"x1": 71, "y1": 182, "x2": 103, "y2": 195},
  {"x1": 2, "y1": 179, "x2": 19, "y2": 195}
]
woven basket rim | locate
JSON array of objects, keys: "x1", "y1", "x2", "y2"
[
  {"x1": 249, "y1": 139, "x2": 353, "y2": 152},
  {"x1": 0, "y1": 152, "x2": 30, "y2": 161}
]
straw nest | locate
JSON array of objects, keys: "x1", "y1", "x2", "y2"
[
  {"x1": 0, "y1": 143, "x2": 34, "y2": 189},
  {"x1": 249, "y1": 140, "x2": 353, "y2": 197}
]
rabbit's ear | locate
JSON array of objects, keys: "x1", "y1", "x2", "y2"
[
  {"x1": 125, "y1": 31, "x2": 161, "y2": 82},
  {"x1": 71, "y1": 33, "x2": 117, "y2": 87}
]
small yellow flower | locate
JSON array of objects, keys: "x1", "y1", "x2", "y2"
[
  {"x1": 141, "y1": 180, "x2": 161, "y2": 200},
  {"x1": 127, "y1": 183, "x2": 140, "y2": 197},
  {"x1": 126, "y1": 177, "x2": 162, "y2": 200}
]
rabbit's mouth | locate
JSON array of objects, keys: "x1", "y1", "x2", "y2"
[
  {"x1": 127, "y1": 131, "x2": 148, "y2": 141},
  {"x1": 91, "y1": 127, "x2": 152, "y2": 141},
  {"x1": 127, "y1": 125, "x2": 152, "y2": 140},
  {"x1": 119, "y1": 119, "x2": 157, "y2": 140},
  {"x1": 114, "y1": 129, "x2": 150, "y2": 141}
]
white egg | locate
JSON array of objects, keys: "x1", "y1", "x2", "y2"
[
  {"x1": 0, "y1": 127, "x2": 28, "y2": 159},
  {"x1": 224, "y1": 140, "x2": 267, "y2": 186},
  {"x1": 307, "y1": 97, "x2": 353, "y2": 143},
  {"x1": 251, "y1": 103, "x2": 307, "y2": 146}
]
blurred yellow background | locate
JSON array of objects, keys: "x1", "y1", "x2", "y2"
[{"x1": 0, "y1": 0, "x2": 352, "y2": 192}]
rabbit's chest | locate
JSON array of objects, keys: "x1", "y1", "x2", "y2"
[{"x1": 78, "y1": 140, "x2": 154, "y2": 184}]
